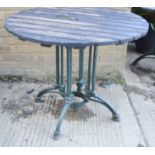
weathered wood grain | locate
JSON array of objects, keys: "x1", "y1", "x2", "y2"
[{"x1": 5, "y1": 8, "x2": 149, "y2": 47}]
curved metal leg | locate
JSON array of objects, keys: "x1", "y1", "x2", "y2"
[
  {"x1": 87, "y1": 46, "x2": 93, "y2": 93},
  {"x1": 35, "y1": 86, "x2": 59, "y2": 102},
  {"x1": 89, "y1": 94, "x2": 120, "y2": 122},
  {"x1": 35, "y1": 45, "x2": 65, "y2": 103},
  {"x1": 53, "y1": 97, "x2": 73, "y2": 140},
  {"x1": 131, "y1": 54, "x2": 152, "y2": 66},
  {"x1": 86, "y1": 45, "x2": 120, "y2": 121}
]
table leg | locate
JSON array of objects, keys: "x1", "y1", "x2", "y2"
[
  {"x1": 87, "y1": 45, "x2": 120, "y2": 121},
  {"x1": 36, "y1": 45, "x2": 120, "y2": 140},
  {"x1": 87, "y1": 46, "x2": 93, "y2": 92},
  {"x1": 77, "y1": 48, "x2": 85, "y2": 92},
  {"x1": 56, "y1": 45, "x2": 60, "y2": 86},
  {"x1": 91, "y1": 45, "x2": 98, "y2": 93},
  {"x1": 54, "y1": 47, "x2": 73, "y2": 140},
  {"x1": 60, "y1": 46, "x2": 65, "y2": 93},
  {"x1": 35, "y1": 46, "x2": 65, "y2": 102}
]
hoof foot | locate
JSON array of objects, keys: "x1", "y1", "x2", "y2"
[
  {"x1": 112, "y1": 115, "x2": 120, "y2": 122},
  {"x1": 35, "y1": 97, "x2": 44, "y2": 103},
  {"x1": 53, "y1": 130, "x2": 60, "y2": 140}
]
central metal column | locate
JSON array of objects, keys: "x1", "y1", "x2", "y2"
[
  {"x1": 77, "y1": 48, "x2": 84, "y2": 92},
  {"x1": 66, "y1": 47, "x2": 73, "y2": 97},
  {"x1": 87, "y1": 46, "x2": 93, "y2": 92},
  {"x1": 87, "y1": 45, "x2": 98, "y2": 94},
  {"x1": 91, "y1": 45, "x2": 98, "y2": 93}
]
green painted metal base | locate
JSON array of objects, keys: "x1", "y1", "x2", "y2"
[
  {"x1": 35, "y1": 45, "x2": 120, "y2": 140},
  {"x1": 35, "y1": 85, "x2": 65, "y2": 102},
  {"x1": 53, "y1": 130, "x2": 60, "y2": 140},
  {"x1": 70, "y1": 91, "x2": 89, "y2": 110}
]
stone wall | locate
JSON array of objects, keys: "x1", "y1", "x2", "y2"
[{"x1": 0, "y1": 8, "x2": 128, "y2": 81}]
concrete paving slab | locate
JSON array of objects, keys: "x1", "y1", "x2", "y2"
[
  {"x1": 123, "y1": 42, "x2": 155, "y2": 147},
  {"x1": 129, "y1": 93, "x2": 155, "y2": 146},
  {"x1": 0, "y1": 82, "x2": 145, "y2": 147}
]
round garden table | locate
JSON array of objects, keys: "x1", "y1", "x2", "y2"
[{"x1": 5, "y1": 8, "x2": 149, "y2": 140}]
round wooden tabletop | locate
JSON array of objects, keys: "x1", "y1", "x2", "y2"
[{"x1": 5, "y1": 8, "x2": 149, "y2": 48}]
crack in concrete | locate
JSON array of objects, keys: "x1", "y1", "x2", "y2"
[
  {"x1": 123, "y1": 84, "x2": 155, "y2": 103},
  {"x1": 124, "y1": 84, "x2": 150, "y2": 147}
]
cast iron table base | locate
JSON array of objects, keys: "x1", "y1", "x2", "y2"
[
  {"x1": 35, "y1": 45, "x2": 120, "y2": 140},
  {"x1": 5, "y1": 7, "x2": 149, "y2": 141}
]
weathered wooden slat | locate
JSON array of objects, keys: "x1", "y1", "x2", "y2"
[
  {"x1": 6, "y1": 25, "x2": 117, "y2": 43},
  {"x1": 17, "y1": 11, "x2": 148, "y2": 29},
  {"x1": 6, "y1": 21, "x2": 142, "y2": 43},
  {"x1": 5, "y1": 7, "x2": 149, "y2": 47},
  {"x1": 33, "y1": 7, "x2": 146, "y2": 24},
  {"x1": 25, "y1": 8, "x2": 146, "y2": 26},
  {"x1": 10, "y1": 11, "x2": 147, "y2": 30},
  {"x1": 44, "y1": 7, "x2": 137, "y2": 18},
  {"x1": 6, "y1": 19, "x2": 145, "y2": 40},
  {"x1": 6, "y1": 25, "x2": 117, "y2": 44},
  {"x1": 6, "y1": 27, "x2": 119, "y2": 47},
  {"x1": 7, "y1": 16, "x2": 147, "y2": 38},
  {"x1": 7, "y1": 16, "x2": 147, "y2": 33},
  {"x1": 33, "y1": 8, "x2": 146, "y2": 24}
]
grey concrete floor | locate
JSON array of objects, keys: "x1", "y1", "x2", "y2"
[{"x1": 0, "y1": 43, "x2": 155, "y2": 147}]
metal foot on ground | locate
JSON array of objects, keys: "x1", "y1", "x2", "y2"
[
  {"x1": 89, "y1": 93, "x2": 120, "y2": 122},
  {"x1": 53, "y1": 130, "x2": 60, "y2": 140},
  {"x1": 112, "y1": 114, "x2": 120, "y2": 122},
  {"x1": 53, "y1": 96, "x2": 73, "y2": 140},
  {"x1": 35, "y1": 97, "x2": 45, "y2": 103}
]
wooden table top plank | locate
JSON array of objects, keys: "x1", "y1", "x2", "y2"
[
  {"x1": 5, "y1": 8, "x2": 149, "y2": 47},
  {"x1": 24, "y1": 8, "x2": 146, "y2": 25},
  {"x1": 17, "y1": 13, "x2": 146, "y2": 30},
  {"x1": 6, "y1": 24, "x2": 119, "y2": 43},
  {"x1": 6, "y1": 17, "x2": 146, "y2": 40},
  {"x1": 8, "y1": 9, "x2": 148, "y2": 30},
  {"x1": 6, "y1": 10, "x2": 148, "y2": 33},
  {"x1": 45, "y1": 7, "x2": 138, "y2": 18},
  {"x1": 7, "y1": 16, "x2": 147, "y2": 33},
  {"x1": 6, "y1": 20, "x2": 144, "y2": 42},
  {"x1": 6, "y1": 28, "x2": 119, "y2": 47},
  {"x1": 37, "y1": 7, "x2": 147, "y2": 23},
  {"x1": 7, "y1": 15, "x2": 147, "y2": 36},
  {"x1": 18, "y1": 9, "x2": 147, "y2": 28}
]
